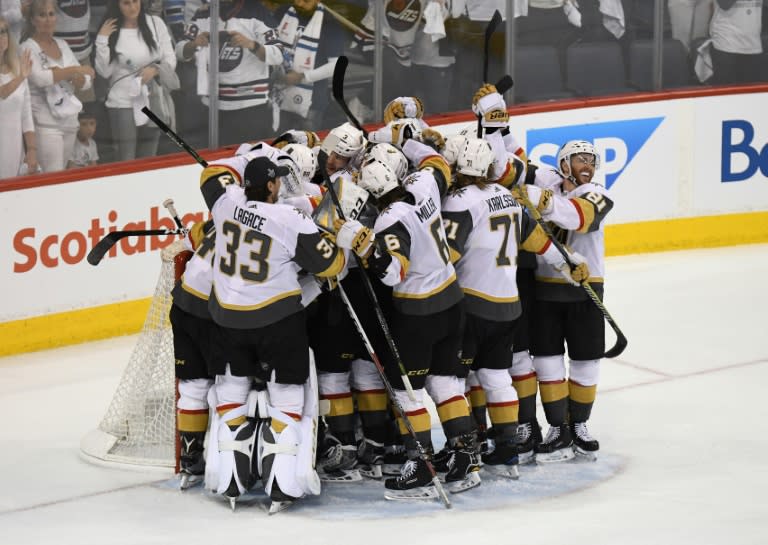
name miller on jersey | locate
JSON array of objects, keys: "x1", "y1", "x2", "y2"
[
  {"x1": 234, "y1": 205, "x2": 267, "y2": 231},
  {"x1": 415, "y1": 197, "x2": 437, "y2": 222},
  {"x1": 486, "y1": 194, "x2": 519, "y2": 213}
]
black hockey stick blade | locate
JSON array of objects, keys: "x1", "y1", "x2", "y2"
[
  {"x1": 495, "y1": 74, "x2": 514, "y2": 94},
  {"x1": 87, "y1": 229, "x2": 182, "y2": 266},
  {"x1": 141, "y1": 107, "x2": 209, "y2": 168},
  {"x1": 331, "y1": 56, "x2": 368, "y2": 137},
  {"x1": 604, "y1": 329, "x2": 628, "y2": 359}
]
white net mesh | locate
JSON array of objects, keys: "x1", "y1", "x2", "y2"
[{"x1": 80, "y1": 253, "x2": 181, "y2": 468}]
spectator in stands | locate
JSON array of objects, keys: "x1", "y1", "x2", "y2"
[
  {"x1": 517, "y1": 0, "x2": 581, "y2": 48},
  {"x1": 0, "y1": 14, "x2": 38, "y2": 179},
  {"x1": 0, "y1": 0, "x2": 28, "y2": 43},
  {"x1": 274, "y1": 0, "x2": 349, "y2": 132},
  {"x1": 176, "y1": 0, "x2": 282, "y2": 145},
  {"x1": 668, "y1": 0, "x2": 714, "y2": 52},
  {"x1": 21, "y1": 0, "x2": 93, "y2": 173},
  {"x1": 710, "y1": 0, "x2": 763, "y2": 84},
  {"x1": 67, "y1": 108, "x2": 98, "y2": 167},
  {"x1": 54, "y1": 0, "x2": 94, "y2": 101},
  {"x1": 95, "y1": 0, "x2": 176, "y2": 161}
]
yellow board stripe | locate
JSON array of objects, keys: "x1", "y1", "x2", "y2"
[{"x1": 2, "y1": 212, "x2": 767, "y2": 358}]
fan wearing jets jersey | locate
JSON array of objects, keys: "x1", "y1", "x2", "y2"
[
  {"x1": 440, "y1": 136, "x2": 590, "y2": 479},
  {"x1": 524, "y1": 140, "x2": 614, "y2": 463},
  {"x1": 199, "y1": 153, "x2": 345, "y2": 512},
  {"x1": 334, "y1": 136, "x2": 480, "y2": 498}
]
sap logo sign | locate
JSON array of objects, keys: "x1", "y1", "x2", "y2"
[
  {"x1": 721, "y1": 120, "x2": 768, "y2": 182},
  {"x1": 527, "y1": 118, "x2": 664, "y2": 189}
]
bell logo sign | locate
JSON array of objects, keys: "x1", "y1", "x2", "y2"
[{"x1": 721, "y1": 120, "x2": 768, "y2": 183}]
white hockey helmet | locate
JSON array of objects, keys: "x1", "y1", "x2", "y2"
[
  {"x1": 322, "y1": 122, "x2": 366, "y2": 158},
  {"x1": 275, "y1": 153, "x2": 303, "y2": 198},
  {"x1": 358, "y1": 158, "x2": 399, "y2": 199},
  {"x1": 557, "y1": 140, "x2": 600, "y2": 178},
  {"x1": 365, "y1": 143, "x2": 408, "y2": 180},
  {"x1": 282, "y1": 143, "x2": 318, "y2": 182},
  {"x1": 442, "y1": 134, "x2": 468, "y2": 166},
  {"x1": 456, "y1": 138, "x2": 495, "y2": 177}
]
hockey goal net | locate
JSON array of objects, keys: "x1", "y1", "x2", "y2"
[{"x1": 80, "y1": 246, "x2": 192, "y2": 470}]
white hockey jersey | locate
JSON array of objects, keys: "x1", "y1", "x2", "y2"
[
  {"x1": 533, "y1": 170, "x2": 614, "y2": 302},
  {"x1": 199, "y1": 157, "x2": 345, "y2": 328},
  {"x1": 172, "y1": 220, "x2": 216, "y2": 319},
  {"x1": 442, "y1": 183, "x2": 553, "y2": 321},
  {"x1": 371, "y1": 147, "x2": 462, "y2": 316},
  {"x1": 178, "y1": 4, "x2": 283, "y2": 110}
]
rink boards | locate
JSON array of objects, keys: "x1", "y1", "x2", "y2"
[{"x1": 2, "y1": 88, "x2": 767, "y2": 355}]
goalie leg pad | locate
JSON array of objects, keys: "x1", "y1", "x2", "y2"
[{"x1": 260, "y1": 351, "x2": 322, "y2": 501}]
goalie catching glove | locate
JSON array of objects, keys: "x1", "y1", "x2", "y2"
[
  {"x1": 472, "y1": 84, "x2": 509, "y2": 128},
  {"x1": 333, "y1": 219, "x2": 375, "y2": 258}
]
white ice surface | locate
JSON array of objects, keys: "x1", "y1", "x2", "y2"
[{"x1": 1, "y1": 244, "x2": 767, "y2": 545}]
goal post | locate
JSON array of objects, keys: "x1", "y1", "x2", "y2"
[{"x1": 80, "y1": 246, "x2": 192, "y2": 470}]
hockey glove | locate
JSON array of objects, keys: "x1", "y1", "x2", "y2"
[
  {"x1": 554, "y1": 250, "x2": 590, "y2": 286},
  {"x1": 472, "y1": 84, "x2": 509, "y2": 129},
  {"x1": 511, "y1": 185, "x2": 554, "y2": 215},
  {"x1": 334, "y1": 219, "x2": 375, "y2": 258},
  {"x1": 390, "y1": 119, "x2": 422, "y2": 148},
  {"x1": 383, "y1": 96, "x2": 425, "y2": 124},
  {"x1": 419, "y1": 128, "x2": 445, "y2": 152}
]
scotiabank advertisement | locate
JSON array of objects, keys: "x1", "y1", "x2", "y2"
[{"x1": 2, "y1": 91, "x2": 768, "y2": 326}]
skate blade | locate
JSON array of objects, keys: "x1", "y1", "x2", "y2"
[
  {"x1": 384, "y1": 486, "x2": 439, "y2": 501},
  {"x1": 573, "y1": 446, "x2": 598, "y2": 462},
  {"x1": 535, "y1": 448, "x2": 576, "y2": 464},
  {"x1": 179, "y1": 473, "x2": 204, "y2": 490},
  {"x1": 483, "y1": 463, "x2": 520, "y2": 480},
  {"x1": 319, "y1": 468, "x2": 363, "y2": 482},
  {"x1": 445, "y1": 471, "x2": 482, "y2": 494},
  {"x1": 358, "y1": 464, "x2": 383, "y2": 480},
  {"x1": 517, "y1": 451, "x2": 536, "y2": 465},
  {"x1": 268, "y1": 500, "x2": 295, "y2": 515}
]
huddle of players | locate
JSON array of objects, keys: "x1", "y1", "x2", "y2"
[{"x1": 166, "y1": 84, "x2": 614, "y2": 511}]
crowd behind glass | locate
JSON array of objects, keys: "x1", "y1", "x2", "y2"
[{"x1": 1, "y1": 0, "x2": 766, "y2": 180}]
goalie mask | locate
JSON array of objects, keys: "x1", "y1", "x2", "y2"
[
  {"x1": 358, "y1": 158, "x2": 399, "y2": 199},
  {"x1": 321, "y1": 122, "x2": 366, "y2": 158},
  {"x1": 557, "y1": 140, "x2": 600, "y2": 183},
  {"x1": 365, "y1": 143, "x2": 408, "y2": 180},
  {"x1": 275, "y1": 154, "x2": 303, "y2": 199},
  {"x1": 456, "y1": 138, "x2": 495, "y2": 177},
  {"x1": 282, "y1": 143, "x2": 318, "y2": 182}
]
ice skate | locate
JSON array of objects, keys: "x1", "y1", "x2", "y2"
[
  {"x1": 383, "y1": 457, "x2": 437, "y2": 500},
  {"x1": 443, "y1": 448, "x2": 481, "y2": 493},
  {"x1": 317, "y1": 434, "x2": 362, "y2": 482},
  {"x1": 535, "y1": 423, "x2": 575, "y2": 463},
  {"x1": 482, "y1": 439, "x2": 519, "y2": 479},
  {"x1": 515, "y1": 420, "x2": 542, "y2": 465},
  {"x1": 571, "y1": 421, "x2": 599, "y2": 461},
  {"x1": 381, "y1": 444, "x2": 408, "y2": 476},
  {"x1": 357, "y1": 439, "x2": 385, "y2": 479},
  {"x1": 178, "y1": 431, "x2": 206, "y2": 490}
]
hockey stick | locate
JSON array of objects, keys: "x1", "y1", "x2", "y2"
[
  {"x1": 87, "y1": 228, "x2": 187, "y2": 266},
  {"x1": 516, "y1": 193, "x2": 628, "y2": 359},
  {"x1": 477, "y1": 10, "x2": 503, "y2": 137},
  {"x1": 163, "y1": 198, "x2": 189, "y2": 234},
  {"x1": 336, "y1": 281, "x2": 452, "y2": 508},
  {"x1": 141, "y1": 106, "x2": 209, "y2": 168},
  {"x1": 317, "y1": 151, "x2": 416, "y2": 403},
  {"x1": 329, "y1": 57, "x2": 416, "y2": 400},
  {"x1": 331, "y1": 56, "x2": 368, "y2": 137}
]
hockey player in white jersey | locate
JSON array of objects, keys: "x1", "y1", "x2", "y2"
[
  {"x1": 334, "y1": 136, "x2": 481, "y2": 498},
  {"x1": 440, "y1": 137, "x2": 590, "y2": 479},
  {"x1": 199, "y1": 154, "x2": 346, "y2": 512},
  {"x1": 469, "y1": 83, "x2": 542, "y2": 461},
  {"x1": 523, "y1": 140, "x2": 614, "y2": 463}
]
